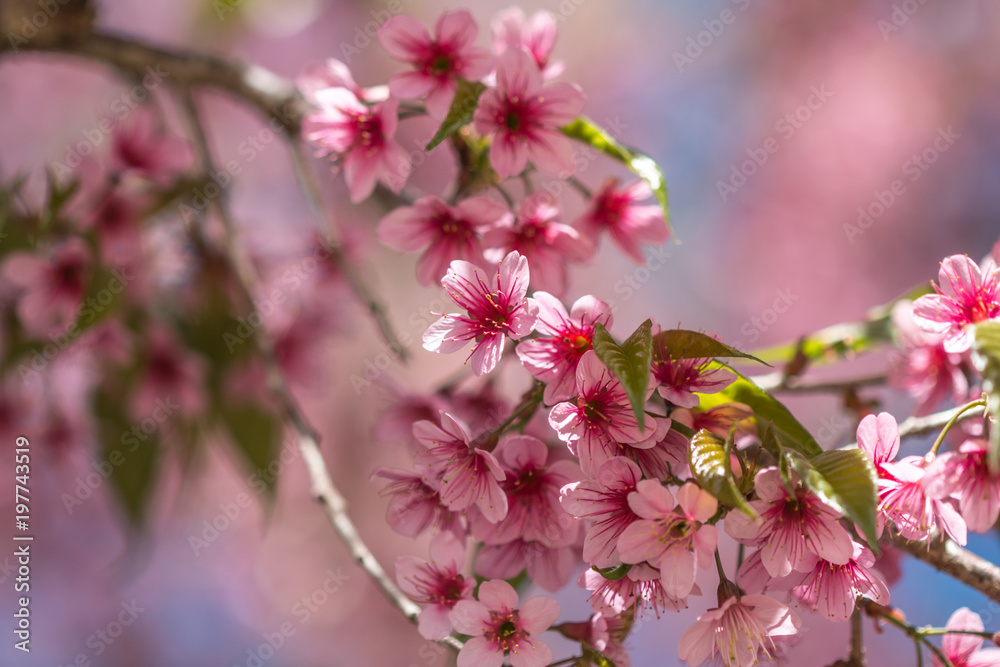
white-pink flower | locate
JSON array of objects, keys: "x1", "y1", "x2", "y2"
[
  {"x1": 2, "y1": 239, "x2": 90, "y2": 337},
  {"x1": 110, "y1": 107, "x2": 191, "y2": 183},
  {"x1": 475, "y1": 538, "x2": 575, "y2": 593},
  {"x1": 377, "y1": 195, "x2": 511, "y2": 285},
  {"x1": 616, "y1": 481, "x2": 719, "y2": 599},
  {"x1": 297, "y1": 58, "x2": 388, "y2": 104},
  {"x1": 395, "y1": 533, "x2": 474, "y2": 640},
  {"x1": 651, "y1": 354, "x2": 736, "y2": 409},
  {"x1": 581, "y1": 563, "x2": 687, "y2": 618},
  {"x1": 856, "y1": 411, "x2": 901, "y2": 479},
  {"x1": 678, "y1": 594, "x2": 801, "y2": 667},
  {"x1": 473, "y1": 49, "x2": 585, "y2": 178},
  {"x1": 371, "y1": 467, "x2": 465, "y2": 538},
  {"x1": 423, "y1": 251, "x2": 539, "y2": 376},
  {"x1": 378, "y1": 10, "x2": 493, "y2": 119},
  {"x1": 933, "y1": 608, "x2": 1000, "y2": 667},
  {"x1": 575, "y1": 178, "x2": 669, "y2": 264},
  {"x1": 450, "y1": 579, "x2": 560, "y2": 667},
  {"x1": 879, "y1": 455, "x2": 967, "y2": 544},
  {"x1": 925, "y1": 439, "x2": 1000, "y2": 534},
  {"x1": 913, "y1": 254, "x2": 1000, "y2": 353},
  {"x1": 490, "y1": 7, "x2": 563, "y2": 79},
  {"x1": 515, "y1": 291, "x2": 612, "y2": 403},
  {"x1": 782, "y1": 541, "x2": 890, "y2": 622},
  {"x1": 724, "y1": 467, "x2": 854, "y2": 578},
  {"x1": 302, "y1": 88, "x2": 409, "y2": 203},
  {"x1": 412, "y1": 412, "x2": 508, "y2": 523}
]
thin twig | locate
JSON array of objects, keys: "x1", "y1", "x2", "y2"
[
  {"x1": 849, "y1": 606, "x2": 865, "y2": 666},
  {"x1": 898, "y1": 403, "x2": 987, "y2": 440},
  {"x1": 753, "y1": 373, "x2": 888, "y2": 394}
]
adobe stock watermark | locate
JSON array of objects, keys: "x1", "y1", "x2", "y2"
[
  {"x1": 61, "y1": 396, "x2": 179, "y2": 514},
  {"x1": 607, "y1": 245, "x2": 676, "y2": 312},
  {"x1": 738, "y1": 287, "x2": 800, "y2": 345},
  {"x1": 672, "y1": 0, "x2": 754, "y2": 72},
  {"x1": 55, "y1": 600, "x2": 144, "y2": 667},
  {"x1": 878, "y1": 0, "x2": 931, "y2": 40},
  {"x1": 843, "y1": 126, "x2": 959, "y2": 244},
  {"x1": 716, "y1": 84, "x2": 833, "y2": 201}
]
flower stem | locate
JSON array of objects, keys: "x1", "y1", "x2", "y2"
[{"x1": 928, "y1": 395, "x2": 988, "y2": 458}]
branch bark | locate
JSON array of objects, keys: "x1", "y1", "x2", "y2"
[{"x1": 891, "y1": 534, "x2": 1000, "y2": 605}]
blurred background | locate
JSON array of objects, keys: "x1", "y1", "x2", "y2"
[{"x1": 1, "y1": 0, "x2": 999, "y2": 665}]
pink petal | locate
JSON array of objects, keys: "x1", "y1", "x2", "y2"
[
  {"x1": 454, "y1": 195, "x2": 512, "y2": 229},
  {"x1": 470, "y1": 333, "x2": 505, "y2": 375},
  {"x1": 377, "y1": 201, "x2": 435, "y2": 251},
  {"x1": 660, "y1": 546, "x2": 697, "y2": 599},
  {"x1": 450, "y1": 599, "x2": 490, "y2": 635},
  {"x1": 628, "y1": 479, "x2": 675, "y2": 518},
  {"x1": 343, "y1": 148, "x2": 379, "y2": 203},
  {"x1": 425, "y1": 81, "x2": 458, "y2": 121},
  {"x1": 497, "y1": 434, "x2": 548, "y2": 469},
  {"x1": 519, "y1": 596, "x2": 560, "y2": 634},
  {"x1": 423, "y1": 315, "x2": 475, "y2": 353},
  {"x1": 489, "y1": 131, "x2": 530, "y2": 178},
  {"x1": 478, "y1": 579, "x2": 519, "y2": 612},
  {"x1": 378, "y1": 15, "x2": 430, "y2": 62},
  {"x1": 677, "y1": 483, "x2": 718, "y2": 522},
  {"x1": 678, "y1": 617, "x2": 716, "y2": 666},
  {"x1": 435, "y1": 9, "x2": 478, "y2": 49},
  {"x1": 388, "y1": 71, "x2": 438, "y2": 99},
  {"x1": 509, "y1": 636, "x2": 552, "y2": 667},
  {"x1": 457, "y1": 636, "x2": 504, "y2": 667},
  {"x1": 418, "y1": 605, "x2": 455, "y2": 640},
  {"x1": 526, "y1": 128, "x2": 578, "y2": 176},
  {"x1": 617, "y1": 520, "x2": 665, "y2": 564}
]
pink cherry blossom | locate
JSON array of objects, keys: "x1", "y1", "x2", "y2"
[
  {"x1": 475, "y1": 539, "x2": 576, "y2": 593},
  {"x1": 783, "y1": 541, "x2": 890, "y2": 622},
  {"x1": 378, "y1": 195, "x2": 510, "y2": 285},
  {"x1": 725, "y1": 467, "x2": 853, "y2": 578},
  {"x1": 131, "y1": 326, "x2": 206, "y2": 421},
  {"x1": 549, "y1": 350, "x2": 657, "y2": 476},
  {"x1": 889, "y1": 300, "x2": 971, "y2": 416},
  {"x1": 2, "y1": 238, "x2": 90, "y2": 337},
  {"x1": 84, "y1": 188, "x2": 145, "y2": 266},
  {"x1": 560, "y1": 456, "x2": 644, "y2": 568},
  {"x1": 378, "y1": 10, "x2": 493, "y2": 119},
  {"x1": 490, "y1": 7, "x2": 563, "y2": 79},
  {"x1": 468, "y1": 434, "x2": 581, "y2": 547},
  {"x1": 110, "y1": 107, "x2": 191, "y2": 183},
  {"x1": 482, "y1": 193, "x2": 593, "y2": 295},
  {"x1": 450, "y1": 579, "x2": 560, "y2": 667},
  {"x1": 557, "y1": 612, "x2": 632, "y2": 667},
  {"x1": 925, "y1": 439, "x2": 1000, "y2": 533},
  {"x1": 581, "y1": 563, "x2": 687, "y2": 618},
  {"x1": 423, "y1": 251, "x2": 538, "y2": 376},
  {"x1": 297, "y1": 58, "x2": 388, "y2": 105},
  {"x1": 302, "y1": 88, "x2": 409, "y2": 203},
  {"x1": 617, "y1": 481, "x2": 719, "y2": 599},
  {"x1": 626, "y1": 420, "x2": 689, "y2": 482},
  {"x1": 913, "y1": 254, "x2": 1000, "y2": 353},
  {"x1": 412, "y1": 412, "x2": 508, "y2": 523},
  {"x1": 515, "y1": 291, "x2": 613, "y2": 403},
  {"x1": 678, "y1": 594, "x2": 800, "y2": 667},
  {"x1": 878, "y1": 455, "x2": 967, "y2": 544},
  {"x1": 371, "y1": 467, "x2": 465, "y2": 538},
  {"x1": 856, "y1": 411, "x2": 901, "y2": 479},
  {"x1": 651, "y1": 353, "x2": 736, "y2": 409},
  {"x1": 575, "y1": 178, "x2": 670, "y2": 264},
  {"x1": 671, "y1": 403, "x2": 754, "y2": 441},
  {"x1": 933, "y1": 608, "x2": 1000, "y2": 667},
  {"x1": 473, "y1": 49, "x2": 585, "y2": 178},
  {"x1": 395, "y1": 533, "x2": 474, "y2": 640}
]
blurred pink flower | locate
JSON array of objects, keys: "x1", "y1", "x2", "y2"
[
  {"x1": 581, "y1": 563, "x2": 687, "y2": 618},
  {"x1": 490, "y1": 7, "x2": 563, "y2": 79},
  {"x1": 475, "y1": 538, "x2": 575, "y2": 593},
  {"x1": 933, "y1": 608, "x2": 1000, "y2": 667},
  {"x1": 783, "y1": 541, "x2": 889, "y2": 622},
  {"x1": 302, "y1": 89, "x2": 409, "y2": 203},
  {"x1": 575, "y1": 178, "x2": 669, "y2": 264},
  {"x1": 651, "y1": 354, "x2": 736, "y2": 409},
  {"x1": 925, "y1": 439, "x2": 1000, "y2": 533},
  {"x1": 377, "y1": 195, "x2": 510, "y2": 285},
  {"x1": 110, "y1": 107, "x2": 191, "y2": 183},
  {"x1": 422, "y1": 251, "x2": 538, "y2": 376},
  {"x1": 515, "y1": 291, "x2": 612, "y2": 403},
  {"x1": 725, "y1": 467, "x2": 853, "y2": 578},
  {"x1": 557, "y1": 612, "x2": 632, "y2": 667},
  {"x1": 483, "y1": 193, "x2": 592, "y2": 295},
  {"x1": 378, "y1": 10, "x2": 493, "y2": 120},
  {"x1": 412, "y1": 412, "x2": 508, "y2": 523},
  {"x1": 678, "y1": 594, "x2": 800, "y2": 667},
  {"x1": 297, "y1": 58, "x2": 388, "y2": 105},
  {"x1": 371, "y1": 467, "x2": 465, "y2": 538},
  {"x1": 395, "y1": 533, "x2": 473, "y2": 640},
  {"x1": 879, "y1": 455, "x2": 966, "y2": 544},
  {"x1": 131, "y1": 326, "x2": 205, "y2": 421},
  {"x1": 450, "y1": 579, "x2": 559, "y2": 667},
  {"x1": 2, "y1": 239, "x2": 90, "y2": 337},
  {"x1": 84, "y1": 188, "x2": 145, "y2": 266},
  {"x1": 473, "y1": 49, "x2": 584, "y2": 178},
  {"x1": 617, "y1": 481, "x2": 718, "y2": 599},
  {"x1": 913, "y1": 254, "x2": 1000, "y2": 353}
]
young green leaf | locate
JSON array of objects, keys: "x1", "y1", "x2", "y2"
[
  {"x1": 592, "y1": 563, "x2": 632, "y2": 581},
  {"x1": 425, "y1": 80, "x2": 487, "y2": 151},
  {"x1": 806, "y1": 449, "x2": 879, "y2": 547},
  {"x1": 689, "y1": 429, "x2": 758, "y2": 519},
  {"x1": 591, "y1": 319, "x2": 653, "y2": 430},
  {"x1": 220, "y1": 403, "x2": 282, "y2": 500},
  {"x1": 653, "y1": 329, "x2": 768, "y2": 365}
]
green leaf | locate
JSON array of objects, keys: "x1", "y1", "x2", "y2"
[
  {"x1": 425, "y1": 80, "x2": 487, "y2": 151},
  {"x1": 806, "y1": 449, "x2": 879, "y2": 547},
  {"x1": 973, "y1": 321, "x2": 1000, "y2": 470},
  {"x1": 689, "y1": 429, "x2": 758, "y2": 519},
  {"x1": 591, "y1": 319, "x2": 653, "y2": 430},
  {"x1": 219, "y1": 403, "x2": 282, "y2": 499},
  {"x1": 701, "y1": 363, "x2": 821, "y2": 458},
  {"x1": 592, "y1": 563, "x2": 632, "y2": 581},
  {"x1": 653, "y1": 329, "x2": 768, "y2": 365},
  {"x1": 561, "y1": 117, "x2": 671, "y2": 235}
]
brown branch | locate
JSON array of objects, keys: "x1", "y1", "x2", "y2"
[
  {"x1": 753, "y1": 372, "x2": 888, "y2": 394},
  {"x1": 891, "y1": 534, "x2": 1000, "y2": 604},
  {"x1": 898, "y1": 403, "x2": 987, "y2": 440}
]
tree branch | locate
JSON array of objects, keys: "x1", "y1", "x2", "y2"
[
  {"x1": 891, "y1": 534, "x2": 1000, "y2": 605},
  {"x1": 898, "y1": 403, "x2": 987, "y2": 440}
]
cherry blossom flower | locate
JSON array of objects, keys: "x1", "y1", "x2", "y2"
[
  {"x1": 482, "y1": 193, "x2": 593, "y2": 295},
  {"x1": 2, "y1": 238, "x2": 90, "y2": 337},
  {"x1": 889, "y1": 301, "x2": 971, "y2": 416},
  {"x1": 856, "y1": 411, "x2": 901, "y2": 480},
  {"x1": 412, "y1": 412, "x2": 508, "y2": 522},
  {"x1": 782, "y1": 541, "x2": 889, "y2": 622},
  {"x1": 490, "y1": 7, "x2": 563, "y2": 79},
  {"x1": 925, "y1": 438, "x2": 1000, "y2": 533},
  {"x1": 131, "y1": 326, "x2": 206, "y2": 421},
  {"x1": 575, "y1": 178, "x2": 670, "y2": 264},
  {"x1": 626, "y1": 420, "x2": 689, "y2": 482},
  {"x1": 725, "y1": 467, "x2": 853, "y2": 578},
  {"x1": 110, "y1": 107, "x2": 191, "y2": 183},
  {"x1": 677, "y1": 594, "x2": 800, "y2": 667},
  {"x1": 378, "y1": 10, "x2": 493, "y2": 119},
  {"x1": 561, "y1": 456, "x2": 644, "y2": 568},
  {"x1": 476, "y1": 539, "x2": 576, "y2": 593},
  {"x1": 371, "y1": 467, "x2": 465, "y2": 538},
  {"x1": 913, "y1": 254, "x2": 1000, "y2": 353},
  {"x1": 651, "y1": 353, "x2": 736, "y2": 409},
  {"x1": 581, "y1": 563, "x2": 687, "y2": 618},
  {"x1": 617, "y1": 481, "x2": 719, "y2": 599},
  {"x1": 395, "y1": 533, "x2": 474, "y2": 640},
  {"x1": 303, "y1": 88, "x2": 409, "y2": 203},
  {"x1": 84, "y1": 188, "x2": 145, "y2": 266},
  {"x1": 473, "y1": 49, "x2": 585, "y2": 178},
  {"x1": 450, "y1": 579, "x2": 560, "y2": 667},
  {"x1": 468, "y1": 435, "x2": 580, "y2": 547},
  {"x1": 549, "y1": 350, "x2": 657, "y2": 476},
  {"x1": 377, "y1": 195, "x2": 510, "y2": 285},
  {"x1": 557, "y1": 612, "x2": 632, "y2": 667},
  {"x1": 671, "y1": 403, "x2": 754, "y2": 441},
  {"x1": 933, "y1": 608, "x2": 1000, "y2": 667},
  {"x1": 879, "y1": 455, "x2": 967, "y2": 544},
  {"x1": 423, "y1": 251, "x2": 539, "y2": 376},
  {"x1": 515, "y1": 291, "x2": 613, "y2": 403},
  {"x1": 297, "y1": 58, "x2": 388, "y2": 105}
]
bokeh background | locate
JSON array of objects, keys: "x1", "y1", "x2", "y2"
[{"x1": 1, "y1": 0, "x2": 999, "y2": 665}]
